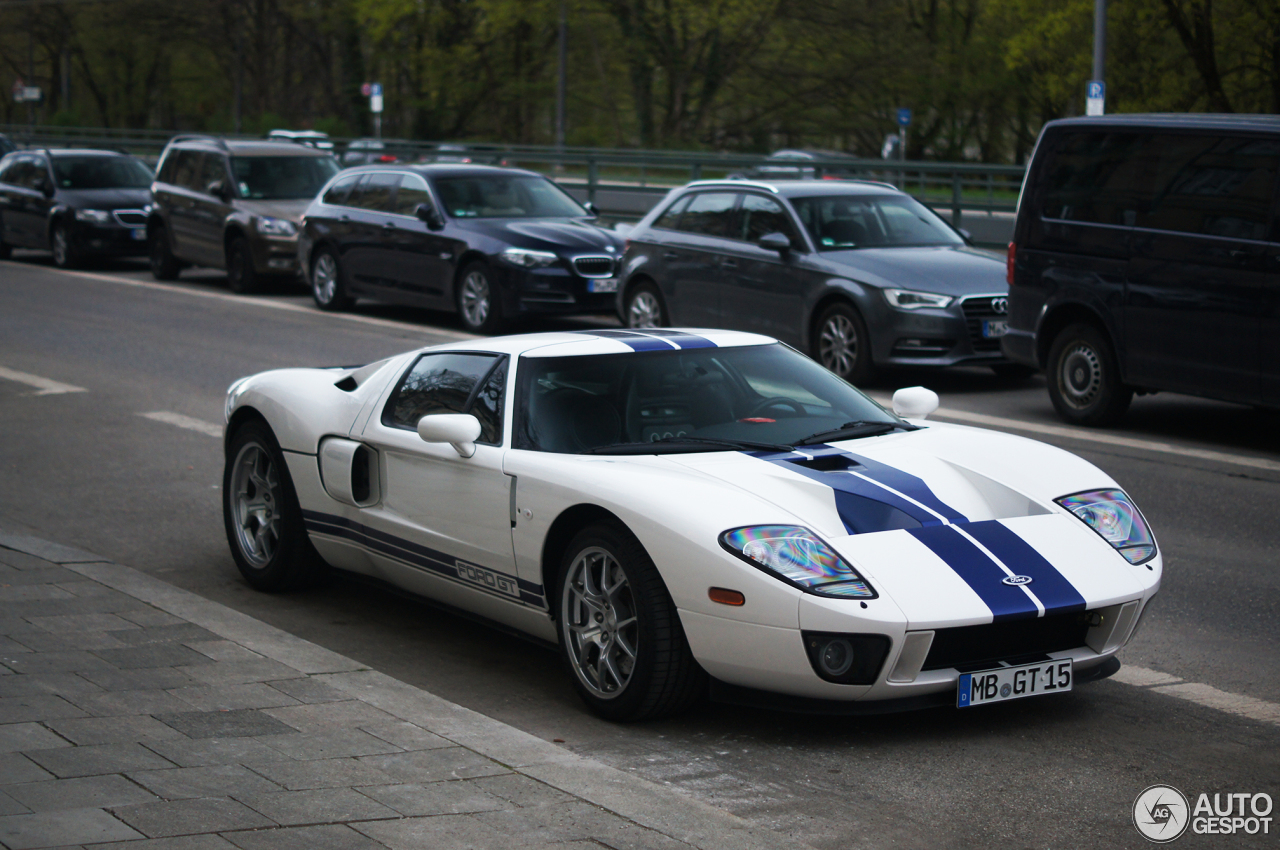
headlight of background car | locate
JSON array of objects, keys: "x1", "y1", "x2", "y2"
[
  {"x1": 883, "y1": 288, "x2": 954, "y2": 309},
  {"x1": 255, "y1": 216, "x2": 297, "y2": 236},
  {"x1": 1056, "y1": 489, "x2": 1156, "y2": 564},
  {"x1": 74, "y1": 209, "x2": 112, "y2": 224},
  {"x1": 720, "y1": 525, "x2": 876, "y2": 598},
  {"x1": 501, "y1": 247, "x2": 558, "y2": 268}
]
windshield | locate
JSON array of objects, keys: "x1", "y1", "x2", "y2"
[
  {"x1": 51, "y1": 156, "x2": 152, "y2": 190},
  {"x1": 230, "y1": 155, "x2": 339, "y2": 199},
  {"x1": 516, "y1": 342, "x2": 900, "y2": 454},
  {"x1": 433, "y1": 175, "x2": 586, "y2": 218},
  {"x1": 790, "y1": 194, "x2": 963, "y2": 250}
]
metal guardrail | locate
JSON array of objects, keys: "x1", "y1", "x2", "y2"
[{"x1": 0, "y1": 124, "x2": 1025, "y2": 241}]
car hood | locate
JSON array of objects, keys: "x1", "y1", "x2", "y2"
[
  {"x1": 816, "y1": 245, "x2": 1005, "y2": 296},
  {"x1": 237, "y1": 199, "x2": 312, "y2": 224},
  {"x1": 457, "y1": 218, "x2": 625, "y2": 254},
  {"x1": 58, "y1": 188, "x2": 152, "y2": 210}
]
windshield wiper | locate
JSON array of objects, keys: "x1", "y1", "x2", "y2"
[
  {"x1": 580, "y1": 435, "x2": 791, "y2": 455},
  {"x1": 794, "y1": 420, "x2": 916, "y2": 446}
]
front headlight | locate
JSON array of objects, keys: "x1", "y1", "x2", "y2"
[
  {"x1": 74, "y1": 209, "x2": 112, "y2": 224},
  {"x1": 1056, "y1": 489, "x2": 1156, "y2": 565},
  {"x1": 501, "y1": 247, "x2": 558, "y2": 268},
  {"x1": 255, "y1": 216, "x2": 297, "y2": 236},
  {"x1": 720, "y1": 525, "x2": 876, "y2": 598},
  {"x1": 883, "y1": 288, "x2": 954, "y2": 310}
]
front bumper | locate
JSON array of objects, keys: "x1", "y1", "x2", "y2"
[
  {"x1": 250, "y1": 233, "x2": 300, "y2": 276},
  {"x1": 67, "y1": 220, "x2": 149, "y2": 257},
  {"x1": 868, "y1": 294, "x2": 1014, "y2": 368},
  {"x1": 498, "y1": 263, "x2": 619, "y2": 317}
]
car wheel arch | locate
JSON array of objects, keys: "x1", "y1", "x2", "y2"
[
  {"x1": 807, "y1": 291, "x2": 864, "y2": 352},
  {"x1": 224, "y1": 225, "x2": 251, "y2": 256},
  {"x1": 540, "y1": 503, "x2": 635, "y2": 620},
  {"x1": 224, "y1": 406, "x2": 270, "y2": 452},
  {"x1": 452, "y1": 250, "x2": 491, "y2": 292},
  {"x1": 1036, "y1": 304, "x2": 1116, "y2": 371}
]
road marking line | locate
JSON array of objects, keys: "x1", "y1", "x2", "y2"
[
  {"x1": 0, "y1": 366, "x2": 87, "y2": 395},
  {"x1": 1112, "y1": 664, "x2": 1280, "y2": 726},
  {"x1": 1110, "y1": 665, "x2": 1182, "y2": 687},
  {"x1": 139, "y1": 411, "x2": 222, "y2": 438},
  {"x1": 5, "y1": 261, "x2": 477, "y2": 341}
]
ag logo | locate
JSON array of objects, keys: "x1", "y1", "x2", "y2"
[
  {"x1": 1002, "y1": 575, "x2": 1033, "y2": 586},
  {"x1": 1134, "y1": 784, "x2": 1190, "y2": 843}
]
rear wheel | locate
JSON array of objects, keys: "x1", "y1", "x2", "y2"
[
  {"x1": 1046, "y1": 323, "x2": 1132, "y2": 426},
  {"x1": 149, "y1": 224, "x2": 181, "y2": 281},
  {"x1": 311, "y1": 247, "x2": 354, "y2": 311},
  {"x1": 557, "y1": 523, "x2": 705, "y2": 721},
  {"x1": 51, "y1": 220, "x2": 82, "y2": 269},
  {"x1": 813, "y1": 302, "x2": 875, "y2": 384},
  {"x1": 456, "y1": 261, "x2": 505, "y2": 334},
  {"x1": 226, "y1": 237, "x2": 259, "y2": 294},
  {"x1": 624, "y1": 281, "x2": 667, "y2": 328}
]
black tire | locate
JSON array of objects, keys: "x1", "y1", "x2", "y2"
[
  {"x1": 455, "y1": 261, "x2": 505, "y2": 334},
  {"x1": 226, "y1": 236, "x2": 260, "y2": 294},
  {"x1": 310, "y1": 246, "x2": 354, "y2": 311},
  {"x1": 149, "y1": 224, "x2": 181, "y2": 281},
  {"x1": 51, "y1": 220, "x2": 82, "y2": 269},
  {"x1": 990, "y1": 363, "x2": 1037, "y2": 380},
  {"x1": 813, "y1": 301, "x2": 875, "y2": 384},
  {"x1": 556, "y1": 523, "x2": 705, "y2": 721},
  {"x1": 222, "y1": 420, "x2": 327, "y2": 591},
  {"x1": 624, "y1": 280, "x2": 668, "y2": 328},
  {"x1": 1046, "y1": 322, "x2": 1133, "y2": 426}
]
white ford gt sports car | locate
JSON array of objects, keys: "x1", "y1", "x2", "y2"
[{"x1": 222, "y1": 328, "x2": 1160, "y2": 721}]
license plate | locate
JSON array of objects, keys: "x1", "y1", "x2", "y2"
[
  {"x1": 130, "y1": 228, "x2": 147, "y2": 241},
  {"x1": 982, "y1": 319, "x2": 1009, "y2": 339},
  {"x1": 957, "y1": 659, "x2": 1072, "y2": 708},
  {"x1": 588, "y1": 278, "x2": 618, "y2": 294}
]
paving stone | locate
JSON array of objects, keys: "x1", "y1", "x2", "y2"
[
  {"x1": 0, "y1": 615, "x2": 43, "y2": 636},
  {"x1": 115, "y1": 608, "x2": 187, "y2": 629},
  {"x1": 12, "y1": 630, "x2": 130, "y2": 652},
  {"x1": 0, "y1": 694, "x2": 88, "y2": 723},
  {"x1": 359, "y1": 721, "x2": 452, "y2": 752},
  {"x1": 0, "y1": 537, "x2": 102, "y2": 566},
  {"x1": 73, "y1": 689, "x2": 196, "y2": 717},
  {"x1": 0, "y1": 722, "x2": 71, "y2": 753},
  {"x1": 358, "y1": 748, "x2": 511, "y2": 784},
  {"x1": 112, "y1": 796, "x2": 274, "y2": 837},
  {"x1": 0, "y1": 585, "x2": 76, "y2": 603},
  {"x1": 0, "y1": 789, "x2": 28, "y2": 816},
  {"x1": 168, "y1": 683, "x2": 299, "y2": 713},
  {"x1": 472, "y1": 773, "x2": 577, "y2": 808},
  {"x1": 360, "y1": 780, "x2": 510, "y2": 817},
  {"x1": 25, "y1": 742, "x2": 174, "y2": 778},
  {"x1": 0, "y1": 636, "x2": 33, "y2": 654},
  {"x1": 0, "y1": 651, "x2": 115, "y2": 675},
  {"x1": 46, "y1": 715, "x2": 186, "y2": 746},
  {"x1": 128, "y1": 764, "x2": 284, "y2": 801},
  {"x1": 141, "y1": 737, "x2": 286, "y2": 769},
  {"x1": 0, "y1": 752, "x2": 56, "y2": 783},
  {"x1": 0, "y1": 597, "x2": 147, "y2": 618},
  {"x1": 264, "y1": 678, "x2": 346, "y2": 704},
  {"x1": 257, "y1": 729, "x2": 402, "y2": 761},
  {"x1": 0, "y1": 548, "x2": 55, "y2": 571},
  {"x1": 0, "y1": 672, "x2": 104, "y2": 698},
  {"x1": 354, "y1": 814, "x2": 512, "y2": 850},
  {"x1": 183, "y1": 641, "x2": 264, "y2": 663},
  {"x1": 178, "y1": 660, "x2": 304, "y2": 686},
  {"x1": 27, "y1": 613, "x2": 141, "y2": 633},
  {"x1": 108, "y1": 624, "x2": 221, "y2": 647},
  {"x1": 477, "y1": 800, "x2": 695, "y2": 850},
  {"x1": 222, "y1": 823, "x2": 390, "y2": 850},
  {"x1": 0, "y1": 807, "x2": 143, "y2": 848},
  {"x1": 98, "y1": 835, "x2": 239, "y2": 850},
  {"x1": 155, "y1": 709, "x2": 298, "y2": 740},
  {"x1": 93, "y1": 644, "x2": 210, "y2": 669},
  {"x1": 55, "y1": 580, "x2": 134, "y2": 599},
  {"x1": 0, "y1": 567, "x2": 81, "y2": 586},
  {"x1": 6, "y1": 775, "x2": 159, "y2": 811},
  {"x1": 247, "y1": 757, "x2": 397, "y2": 790},
  {"x1": 263, "y1": 701, "x2": 400, "y2": 733},
  {"x1": 77, "y1": 667, "x2": 200, "y2": 692},
  {"x1": 240, "y1": 787, "x2": 399, "y2": 826}
]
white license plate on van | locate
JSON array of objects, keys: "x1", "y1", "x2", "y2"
[
  {"x1": 982, "y1": 320, "x2": 1009, "y2": 338},
  {"x1": 957, "y1": 660, "x2": 1072, "y2": 707}
]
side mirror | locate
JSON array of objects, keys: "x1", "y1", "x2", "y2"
[
  {"x1": 206, "y1": 180, "x2": 230, "y2": 201},
  {"x1": 582, "y1": 200, "x2": 599, "y2": 217},
  {"x1": 417, "y1": 413, "x2": 482, "y2": 457},
  {"x1": 758, "y1": 231, "x2": 791, "y2": 254},
  {"x1": 892, "y1": 386, "x2": 940, "y2": 420},
  {"x1": 414, "y1": 203, "x2": 445, "y2": 230}
]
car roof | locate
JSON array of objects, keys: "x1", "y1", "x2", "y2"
[
  {"x1": 681, "y1": 178, "x2": 901, "y2": 197},
  {"x1": 167, "y1": 137, "x2": 333, "y2": 157},
  {"x1": 342, "y1": 163, "x2": 536, "y2": 179},
  {"x1": 415, "y1": 328, "x2": 777, "y2": 359},
  {"x1": 1045, "y1": 113, "x2": 1280, "y2": 133},
  {"x1": 39, "y1": 149, "x2": 133, "y2": 158}
]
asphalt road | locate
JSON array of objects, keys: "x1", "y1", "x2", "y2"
[{"x1": 2, "y1": 252, "x2": 1277, "y2": 849}]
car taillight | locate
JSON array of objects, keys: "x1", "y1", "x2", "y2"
[
  {"x1": 1006, "y1": 242, "x2": 1016, "y2": 286},
  {"x1": 624, "y1": 239, "x2": 631, "y2": 251},
  {"x1": 377, "y1": 154, "x2": 396, "y2": 162}
]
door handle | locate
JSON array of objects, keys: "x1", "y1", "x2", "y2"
[
  {"x1": 382, "y1": 222, "x2": 396, "y2": 230},
  {"x1": 662, "y1": 252, "x2": 678, "y2": 260},
  {"x1": 338, "y1": 214, "x2": 350, "y2": 222},
  {"x1": 721, "y1": 259, "x2": 739, "y2": 269}
]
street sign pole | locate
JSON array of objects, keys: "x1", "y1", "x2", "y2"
[
  {"x1": 369, "y1": 82, "x2": 383, "y2": 139},
  {"x1": 896, "y1": 108, "x2": 912, "y2": 187}
]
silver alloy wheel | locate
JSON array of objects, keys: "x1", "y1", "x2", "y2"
[
  {"x1": 819, "y1": 313, "x2": 858, "y2": 376},
  {"x1": 228, "y1": 441, "x2": 281, "y2": 569},
  {"x1": 313, "y1": 252, "x2": 338, "y2": 304},
  {"x1": 627, "y1": 290, "x2": 662, "y2": 328},
  {"x1": 561, "y1": 546, "x2": 639, "y2": 699},
  {"x1": 52, "y1": 226, "x2": 69, "y2": 266},
  {"x1": 460, "y1": 270, "x2": 491, "y2": 328},
  {"x1": 1059, "y1": 343, "x2": 1103, "y2": 409}
]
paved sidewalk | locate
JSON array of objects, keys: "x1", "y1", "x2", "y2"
[{"x1": 0, "y1": 532, "x2": 813, "y2": 850}]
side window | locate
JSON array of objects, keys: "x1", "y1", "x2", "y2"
[
  {"x1": 738, "y1": 194, "x2": 800, "y2": 245},
  {"x1": 394, "y1": 173, "x2": 431, "y2": 216},
  {"x1": 677, "y1": 192, "x2": 738, "y2": 238},
  {"x1": 653, "y1": 195, "x2": 691, "y2": 229},
  {"x1": 197, "y1": 154, "x2": 228, "y2": 195},
  {"x1": 322, "y1": 171, "x2": 362, "y2": 206},
  {"x1": 172, "y1": 151, "x2": 202, "y2": 192},
  {"x1": 23, "y1": 158, "x2": 50, "y2": 190},
  {"x1": 353, "y1": 171, "x2": 398, "y2": 212},
  {"x1": 383, "y1": 353, "x2": 506, "y2": 445},
  {"x1": 1038, "y1": 131, "x2": 1153, "y2": 226},
  {"x1": 0, "y1": 157, "x2": 31, "y2": 187}
]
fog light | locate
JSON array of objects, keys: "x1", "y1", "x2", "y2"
[
  {"x1": 267, "y1": 258, "x2": 293, "y2": 270},
  {"x1": 819, "y1": 638, "x2": 854, "y2": 676},
  {"x1": 801, "y1": 631, "x2": 892, "y2": 685}
]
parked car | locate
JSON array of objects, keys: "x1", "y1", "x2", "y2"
[
  {"x1": 429, "y1": 143, "x2": 509, "y2": 166},
  {"x1": 266, "y1": 129, "x2": 335, "y2": 151},
  {"x1": 0, "y1": 148, "x2": 153, "y2": 267},
  {"x1": 341, "y1": 138, "x2": 399, "y2": 166},
  {"x1": 1003, "y1": 114, "x2": 1280, "y2": 425},
  {"x1": 732, "y1": 149, "x2": 862, "y2": 181},
  {"x1": 0, "y1": 134, "x2": 16, "y2": 157},
  {"x1": 616, "y1": 179, "x2": 1020, "y2": 383},
  {"x1": 297, "y1": 164, "x2": 623, "y2": 333},
  {"x1": 222, "y1": 327, "x2": 1158, "y2": 720},
  {"x1": 147, "y1": 135, "x2": 339, "y2": 292}
]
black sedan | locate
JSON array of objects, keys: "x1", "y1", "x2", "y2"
[
  {"x1": 298, "y1": 164, "x2": 623, "y2": 333},
  {"x1": 0, "y1": 148, "x2": 153, "y2": 267}
]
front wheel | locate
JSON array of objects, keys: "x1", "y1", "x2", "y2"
[
  {"x1": 1046, "y1": 323, "x2": 1132, "y2": 426},
  {"x1": 813, "y1": 302, "x2": 875, "y2": 384},
  {"x1": 149, "y1": 224, "x2": 181, "y2": 280},
  {"x1": 222, "y1": 421, "x2": 326, "y2": 591},
  {"x1": 624, "y1": 281, "x2": 667, "y2": 328},
  {"x1": 456, "y1": 262, "x2": 505, "y2": 334},
  {"x1": 311, "y1": 247, "x2": 354, "y2": 311},
  {"x1": 226, "y1": 237, "x2": 260, "y2": 294},
  {"x1": 557, "y1": 523, "x2": 705, "y2": 721},
  {"x1": 51, "y1": 221, "x2": 82, "y2": 269}
]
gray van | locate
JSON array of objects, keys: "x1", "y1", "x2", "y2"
[{"x1": 1003, "y1": 114, "x2": 1280, "y2": 424}]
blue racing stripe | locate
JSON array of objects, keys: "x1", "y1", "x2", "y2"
[
  {"x1": 571, "y1": 329, "x2": 673, "y2": 351},
  {"x1": 962, "y1": 521, "x2": 1086, "y2": 615},
  {"x1": 838, "y1": 450, "x2": 968, "y2": 523},
  {"x1": 908, "y1": 525, "x2": 1040, "y2": 622},
  {"x1": 630, "y1": 329, "x2": 718, "y2": 349}
]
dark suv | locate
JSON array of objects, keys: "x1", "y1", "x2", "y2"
[
  {"x1": 147, "y1": 136, "x2": 338, "y2": 292},
  {"x1": 0, "y1": 148, "x2": 153, "y2": 267},
  {"x1": 617, "y1": 179, "x2": 1014, "y2": 383}
]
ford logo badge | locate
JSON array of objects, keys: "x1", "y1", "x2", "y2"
[{"x1": 1002, "y1": 575, "x2": 1033, "y2": 586}]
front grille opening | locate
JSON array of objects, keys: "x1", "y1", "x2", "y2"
[
  {"x1": 113, "y1": 210, "x2": 147, "y2": 227},
  {"x1": 573, "y1": 256, "x2": 614, "y2": 277},
  {"x1": 960, "y1": 296, "x2": 1007, "y2": 353},
  {"x1": 891, "y1": 338, "x2": 955, "y2": 357},
  {"x1": 922, "y1": 611, "x2": 1090, "y2": 671}
]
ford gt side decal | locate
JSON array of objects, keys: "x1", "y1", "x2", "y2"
[{"x1": 573, "y1": 329, "x2": 717, "y2": 350}]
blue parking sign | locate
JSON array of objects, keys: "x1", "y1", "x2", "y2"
[
  {"x1": 1087, "y1": 81, "x2": 1104, "y2": 100},
  {"x1": 370, "y1": 83, "x2": 383, "y2": 97},
  {"x1": 897, "y1": 108, "x2": 912, "y2": 127}
]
